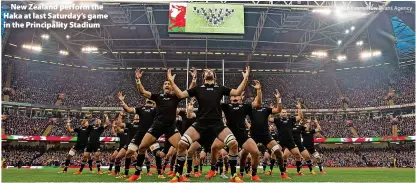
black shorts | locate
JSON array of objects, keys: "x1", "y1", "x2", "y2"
[
  {"x1": 73, "y1": 143, "x2": 87, "y2": 152},
  {"x1": 192, "y1": 120, "x2": 226, "y2": 141},
  {"x1": 251, "y1": 133, "x2": 274, "y2": 147},
  {"x1": 85, "y1": 142, "x2": 101, "y2": 153},
  {"x1": 306, "y1": 147, "x2": 316, "y2": 154},
  {"x1": 279, "y1": 139, "x2": 297, "y2": 151},
  {"x1": 229, "y1": 127, "x2": 250, "y2": 148},
  {"x1": 198, "y1": 134, "x2": 216, "y2": 153},
  {"x1": 117, "y1": 144, "x2": 127, "y2": 152},
  {"x1": 163, "y1": 140, "x2": 172, "y2": 155},
  {"x1": 295, "y1": 140, "x2": 306, "y2": 152},
  {"x1": 148, "y1": 122, "x2": 179, "y2": 140},
  {"x1": 129, "y1": 133, "x2": 146, "y2": 147}
]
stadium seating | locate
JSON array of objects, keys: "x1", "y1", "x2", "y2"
[
  {"x1": 3, "y1": 61, "x2": 414, "y2": 109},
  {"x1": 3, "y1": 144, "x2": 414, "y2": 168}
]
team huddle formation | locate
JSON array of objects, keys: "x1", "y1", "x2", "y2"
[{"x1": 61, "y1": 67, "x2": 327, "y2": 182}]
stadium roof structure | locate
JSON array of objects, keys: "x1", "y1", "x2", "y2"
[{"x1": 2, "y1": 1, "x2": 415, "y2": 71}]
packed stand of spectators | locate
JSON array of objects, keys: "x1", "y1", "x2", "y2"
[
  {"x1": 3, "y1": 144, "x2": 414, "y2": 168},
  {"x1": 336, "y1": 66, "x2": 415, "y2": 108},
  {"x1": 2, "y1": 115, "x2": 50, "y2": 136},
  {"x1": 318, "y1": 144, "x2": 415, "y2": 168},
  {"x1": 318, "y1": 115, "x2": 415, "y2": 138},
  {"x1": 2, "y1": 145, "x2": 42, "y2": 167},
  {"x1": 4, "y1": 61, "x2": 414, "y2": 109},
  {"x1": 31, "y1": 146, "x2": 114, "y2": 166},
  {"x1": 9, "y1": 61, "x2": 123, "y2": 106},
  {"x1": 2, "y1": 112, "x2": 414, "y2": 138},
  {"x1": 48, "y1": 117, "x2": 113, "y2": 137}
]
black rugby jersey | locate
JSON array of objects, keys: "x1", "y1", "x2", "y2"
[
  {"x1": 88, "y1": 125, "x2": 106, "y2": 143},
  {"x1": 150, "y1": 93, "x2": 182, "y2": 124},
  {"x1": 221, "y1": 103, "x2": 251, "y2": 131},
  {"x1": 74, "y1": 126, "x2": 91, "y2": 144},
  {"x1": 135, "y1": 106, "x2": 156, "y2": 133},
  {"x1": 274, "y1": 117, "x2": 296, "y2": 141},
  {"x1": 187, "y1": 84, "x2": 231, "y2": 122},
  {"x1": 118, "y1": 128, "x2": 129, "y2": 145},
  {"x1": 302, "y1": 129, "x2": 316, "y2": 148},
  {"x1": 248, "y1": 107, "x2": 272, "y2": 136},
  {"x1": 292, "y1": 124, "x2": 305, "y2": 145}
]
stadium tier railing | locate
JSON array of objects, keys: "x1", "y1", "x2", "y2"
[
  {"x1": 3, "y1": 101, "x2": 415, "y2": 113},
  {"x1": 2, "y1": 134, "x2": 415, "y2": 144}
]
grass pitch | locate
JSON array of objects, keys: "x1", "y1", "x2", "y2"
[{"x1": 2, "y1": 167, "x2": 415, "y2": 182}]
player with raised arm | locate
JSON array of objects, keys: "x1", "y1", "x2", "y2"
[
  {"x1": 127, "y1": 67, "x2": 197, "y2": 182},
  {"x1": 246, "y1": 86, "x2": 290, "y2": 180},
  {"x1": 211, "y1": 80, "x2": 264, "y2": 181},
  {"x1": 59, "y1": 119, "x2": 91, "y2": 173},
  {"x1": 167, "y1": 67, "x2": 250, "y2": 182},
  {"x1": 117, "y1": 92, "x2": 164, "y2": 179},
  {"x1": 106, "y1": 112, "x2": 126, "y2": 174},
  {"x1": 291, "y1": 118, "x2": 315, "y2": 175},
  {"x1": 74, "y1": 115, "x2": 110, "y2": 175},
  {"x1": 273, "y1": 100, "x2": 304, "y2": 176},
  {"x1": 303, "y1": 117, "x2": 326, "y2": 174}
]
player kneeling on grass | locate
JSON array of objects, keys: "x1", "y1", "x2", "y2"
[{"x1": 74, "y1": 115, "x2": 110, "y2": 175}]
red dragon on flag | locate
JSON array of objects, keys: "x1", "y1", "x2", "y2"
[{"x1": 168, "y1": 3, "x2": 187, "y2": 32}]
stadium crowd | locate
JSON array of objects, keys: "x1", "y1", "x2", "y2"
[
  {"x1": 3, "y1": 61, "x2": 414, "y2": 109},
  {"x1": 2, "y1": 113, "x2": 414, "y2": 138},
  {"x1": 3, "y1": 144, "x2": 414, "y2": 168}
]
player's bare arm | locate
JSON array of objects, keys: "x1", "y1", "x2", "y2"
[
  {"x1": 118, "y1": 91, "x2": 135, "y2": 113},
  {"x1": 296, "y1": 101, "x2": 303, "y2": 122},
  {"x1": 135, "y1": 68, "x2": 152, "y2": 98},
  {"x1": 314, "y1": 118, "x2": 321, "y2": 132},
  {"x1": 187, "y1": 98, "x2": 196, "y2": 119},
  {"x1": 103, "y1": 114, "x2": 110, "y2": 128},
  {"x1": 230, "y1": 66, "x2": 250, "y2": 96},
  {"x1": 272, "y1": 89, "x2": 283, "y2": 113},
  {"x1": 167, "y1": 68, "x2": 189, "y2": 99},
  {"x1": 66, "y1": 119, "x2": 74, "y2": 133},
  {"x1": 188, "y1": 67, "x2": 198, "y2": 89},
  {"x1": 252, "y1": 80, "x2": 262, "y2": 108}
]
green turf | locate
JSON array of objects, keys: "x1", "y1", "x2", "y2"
[{"x1": 2, "y1": 167, "x2": 415, "y2": 182}]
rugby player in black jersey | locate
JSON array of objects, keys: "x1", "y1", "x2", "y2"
[
  {"x1": 263, "y1": 118, "x2": 278, "y2": 175},
  {"x1": 74, "y1": 115, "x2": 110, "y2": 175},
  {"x1": 127, "y1": 67, "x2": 197, "y2": 182},
  {"x1": 107, "y1": 112, "x2": 126, "y2": 174},
  {"x1": 246, "y1": 85, "x2": 291, "y2": 180},
  {"x1": 180, "y1": 99, "x2": 202, "y2": 178},
  {"x1": 59, "y1": 118, "x2": 91, "y2": 173},
  {"x1": 213, "y1": 81, "x2": 263, "y2": 182},
  {"x1": 208, "y1": 114, "x2": 230, "y2": 180},
  {"x1": 117, "y1": 92, "x2": 167, "y2": 179},
  {"x1": 290, "y1": 118, "x2": 315, "y2": 175},
  {"x1": 272, "y1": 101, "x2": 304, "y2": 176},
  {"x1": 302, "y1": 118, "x2": 326, "y2": 174},
  {"x1": 168, "y1": 66, "x2": 249, "y2": 182}
]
